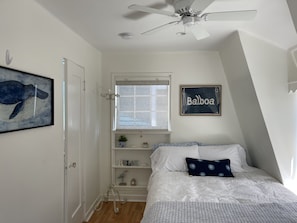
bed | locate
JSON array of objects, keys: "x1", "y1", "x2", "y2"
[{"x1": 141, "y1": 143, "x2": 297, "y2": 223}]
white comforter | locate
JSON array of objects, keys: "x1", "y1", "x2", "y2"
[{"x1": 144, "y1": 168, "x2": 297, "y2": 215}]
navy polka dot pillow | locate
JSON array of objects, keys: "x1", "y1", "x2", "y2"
[{"x1": 186, "y1": 158, "x2": 234, "y2": 177}]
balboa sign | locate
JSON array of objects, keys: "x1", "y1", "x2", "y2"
[
  {"x1": 187, "y1": 94, "x2": 216, "y2": 106},
  {"x1": 180, "y1": 85, "x2": 221, "y2": 116}
]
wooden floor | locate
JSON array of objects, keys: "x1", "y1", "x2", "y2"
[{"x1": 87, "y1": 202, "x2": 146, "y2": 223}]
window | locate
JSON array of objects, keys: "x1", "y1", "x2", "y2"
[{"x1": 114, "y1": 77, "x2": 170, "y2": 130}]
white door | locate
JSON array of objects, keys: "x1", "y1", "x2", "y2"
[{"x1": 64, "y1": 59, "x2": 85, "y2": 223}]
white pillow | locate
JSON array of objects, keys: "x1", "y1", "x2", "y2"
[
  {"x1": 150, "y1": 145, "x2": 199, "y2": 173},
  {"x1": 198, "y1": 144, "x2": 247, "y2": 172}
]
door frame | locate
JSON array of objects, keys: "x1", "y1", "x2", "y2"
[{"x1": 63, "y1": 58, "x2": 86, "y2": 223}]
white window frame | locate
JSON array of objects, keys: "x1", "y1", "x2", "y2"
[{"x1": 111, "y1": 73, "x2": 171, "y2": 131}]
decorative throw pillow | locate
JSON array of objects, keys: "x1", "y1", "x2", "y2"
[{"x1": 185, "y1": 158, "x2": 234, "y2": 177}]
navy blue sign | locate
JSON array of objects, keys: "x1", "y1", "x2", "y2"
[{"x1": 180, "y1": 85, "x2": 221, "y2": 116}]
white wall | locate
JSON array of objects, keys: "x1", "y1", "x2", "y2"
[
  {"x1": 219, "y1": 32, "x2": 282, "y2": 180},
  {"x1": 0, "y1": 1, "x2": 101, "y2": 223},
  {"x1": 100, "y1": 51, "x2": 246, "y2": 194},
  {"x1": 238, "y1": 31, "x2": 297, "y2": 191}
]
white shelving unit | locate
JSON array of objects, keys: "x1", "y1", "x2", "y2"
[{"x1": 111, "y1": 130, "x2": 170, "y2": 201}]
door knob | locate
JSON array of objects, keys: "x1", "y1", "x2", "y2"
[{"x1": 69, "y1": 162, "x2": 77, "y2": 168}]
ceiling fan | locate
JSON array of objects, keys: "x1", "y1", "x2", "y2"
[{"x1": 128, "y1": 0, "x2": 257, "y2": 40}]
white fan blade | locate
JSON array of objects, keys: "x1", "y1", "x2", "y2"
[
  {"x1": 203, "y1": 10, "x2": 257, "y2": 21},
  {"x1": 142, "y1": 21, "x2": 180, "y2": 35},
  {"x1": 124, "y1": 3, "x2": 168, "y2": 20},
  {"x1": 188, "y1": 25, "x2": 210, "y2": 40},
  {"x1": 190, "y1": 0, "x2": 215, "y2": 13},
  {"x1": 128, "y1": 4, "x2": 179, "y2": 17}
]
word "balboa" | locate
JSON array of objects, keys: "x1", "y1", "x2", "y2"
[{"x1": 187, "y1": 95, "x2": 215, "y2": 106}]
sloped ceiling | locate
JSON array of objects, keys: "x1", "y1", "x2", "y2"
[{"x1": 287, "y1": 0, "x2": 297, "y2": 32}]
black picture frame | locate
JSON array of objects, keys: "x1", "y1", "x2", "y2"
[
  {"x1": 0, "y1": 66, "x2": 54, "y2": 134},
  {"x1": 180, "y1": 85, "x2": 221, "y2": 116}
]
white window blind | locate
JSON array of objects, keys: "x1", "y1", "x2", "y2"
[{"x1": 114, "y1": 78, "x2": 170, "y2": 130}]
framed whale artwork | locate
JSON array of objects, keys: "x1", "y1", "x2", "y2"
[
  {"x1": 180, "y1": 85, "x2": 221, "y2": 116},
  {"x1": 0, "y1": 66, "x2": 54, "y2": 133}
]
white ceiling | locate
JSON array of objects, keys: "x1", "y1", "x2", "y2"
[{"x1": 35, "y1": 0, "x2": 297, "y2": 52}]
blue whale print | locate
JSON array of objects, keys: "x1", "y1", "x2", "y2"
[{"x1": 0, "y1": 80, "x2": 49, "y2": 119}]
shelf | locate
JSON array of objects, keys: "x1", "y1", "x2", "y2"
[
  {"x1": 111, "y1": 129, "x2": 170, "y2": 200},
  {"x1": 112, "y1": 165, "x2": 151, "y2": 169},
  {"x1": 114, "y1": 185, "x2": 147, "y2": 190},
  {"x1": 113, "y1": 147, "x2": 152, "y2": 151}
]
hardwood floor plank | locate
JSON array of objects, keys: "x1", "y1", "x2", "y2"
[{"x1": 87, "y1": 202, "x2": 146, "y2": 223}]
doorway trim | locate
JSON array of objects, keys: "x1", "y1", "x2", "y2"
[{"x1": 63, "y1": 58, "x2": 86, "y2": 223}]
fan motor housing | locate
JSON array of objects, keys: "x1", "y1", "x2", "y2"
[
  {"x1": 174, "y1": 0, "x2": 194, "y2": 14},
  {"x1": 182, "y1": 15, "x2": 200, "y2": 26}
]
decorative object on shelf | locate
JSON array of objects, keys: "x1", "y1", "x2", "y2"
[
  {"x1": 142, "y1": 142, "x2": 149, "y2": 148},
  {"x1": 118, "y1": 170, "x2": 128, "y2": 186},
  {"x1": 118, "y1": 135, "x2": 128, "y2": 147},
  {"x1": 0, "y1": 66, "x2": 54, "y2": 134},
  {"x1": 130, "y1": 160, "x2": 139, "y2": 166},
  {"x1": 130, "y1": 178, "x2": 137, "y2": 186},
  {"x1": 180, "y1": 85, "x2": 221, "y2": 116},
  {"x1": 122, "y1": 160, "x2": 139, "y2": 166},
  {"x1": 122, "y1": 160, "x2": 129, "y2": 166}
]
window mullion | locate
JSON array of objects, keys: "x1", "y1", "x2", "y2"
[{"x1": 115, "y1": 83, "x2": 169, "y2": 130}]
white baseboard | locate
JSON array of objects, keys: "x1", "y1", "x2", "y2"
[{"x1": 84, "y1": 195, "x2": 103, "y2": 222}]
